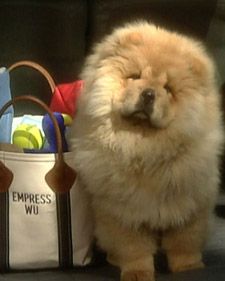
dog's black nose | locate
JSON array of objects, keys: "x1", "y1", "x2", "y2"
[{"x1": 141, "y1": 88, "x2": 155, "y2": 104}]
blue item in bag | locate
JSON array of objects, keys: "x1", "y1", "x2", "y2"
[
  {"x1": 0, "y1": 67, "x2": 13, "y2": 143},
  {"x1": 42, "y1": 112, "x2": 68, "y2": 153},
  {"x1": 24, "y1": 113, "x2": 68, "y2": 153}
]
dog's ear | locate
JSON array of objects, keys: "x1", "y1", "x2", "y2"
[
  {"x1": 119, "y1": 32, "x2": 143, "y2": 46},
  {"x1": 190, "y1": 56, "x2": 206, "y2": 76},
  {"x1": 189, "y1": 54, "x2": 214, "y2": 82}
]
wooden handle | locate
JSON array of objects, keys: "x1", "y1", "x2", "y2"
[
  {"x1": 8, "y1": 60, "x2": 56, "y2": 93},
  {"x1": 0, "y1": 95, "x2": 76, "y2": 193}
]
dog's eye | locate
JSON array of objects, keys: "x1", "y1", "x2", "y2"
[
  {"x1": 127, "y1": 73, "x2": 141, "y2": 80},
  {"x1": 164, "y1": 83, "x2": 172, "y2": 94}
]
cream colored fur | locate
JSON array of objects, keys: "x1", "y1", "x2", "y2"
[{"x1": 70, "y1": 22, "x2": 224, "y2": 281}]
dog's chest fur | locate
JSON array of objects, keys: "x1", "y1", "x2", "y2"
[{"x1": 83, "y1": 142, "x2": 213, "y2": 230}]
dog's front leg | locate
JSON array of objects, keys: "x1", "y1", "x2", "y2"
[
  {"x1": 94, "y1": 207, "x2": 157, "y2": 281},
  {"x1": 161, "y1": 212, "x2": 209, "y2": 273}
]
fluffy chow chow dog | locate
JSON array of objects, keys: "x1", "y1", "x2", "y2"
[{"x1": 70, "y1": 22, "x2": 224, "y2": 281}]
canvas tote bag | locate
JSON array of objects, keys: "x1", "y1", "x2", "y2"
[{"x1": 0, "y1": 62, "x2": 93, "y2": 272}]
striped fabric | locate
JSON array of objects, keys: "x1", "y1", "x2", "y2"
[{"x1": 0, "y1": 152, "x2": 93, "y2": 272}]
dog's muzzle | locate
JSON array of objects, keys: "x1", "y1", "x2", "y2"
[
  {"x1": 141, "y1": 88, "x2": 155, "y2": 106},
  {"x1": 132, "y1": 88, "x2": 155, "y2": 118}
]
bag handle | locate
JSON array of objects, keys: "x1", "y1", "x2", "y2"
[
  {"x1": 0, "y1": 95, "x2": 76, "y2": 193},
  {"x1": 8, "y1": 60, "x2": 56, "y2": 94}
]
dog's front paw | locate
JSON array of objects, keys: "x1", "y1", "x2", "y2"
[
  {"x1": 168, "y1": 252, "x2": 204, "y2": 273},
  {"x1": 170, "y1": 261, "x2": 204, "y2": 273},
  {"x1": 121, "y1": 270, "x2": 154, "y2": 281}
]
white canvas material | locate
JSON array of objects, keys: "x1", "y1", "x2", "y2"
[{"x1": 0, "y1": 151, "x2": 93, "y2": 271}]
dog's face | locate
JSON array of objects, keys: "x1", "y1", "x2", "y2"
[
  {"x1": 116, "y1": 61, "x2": 176, "y2": 129},
  {"x1": 82, "y1": 23, "x2": 216, "y2": 134}
]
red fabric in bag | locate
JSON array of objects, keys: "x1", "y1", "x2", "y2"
[{"x1": 50, "y1": 80, "x2": 83, "y2": 117}]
